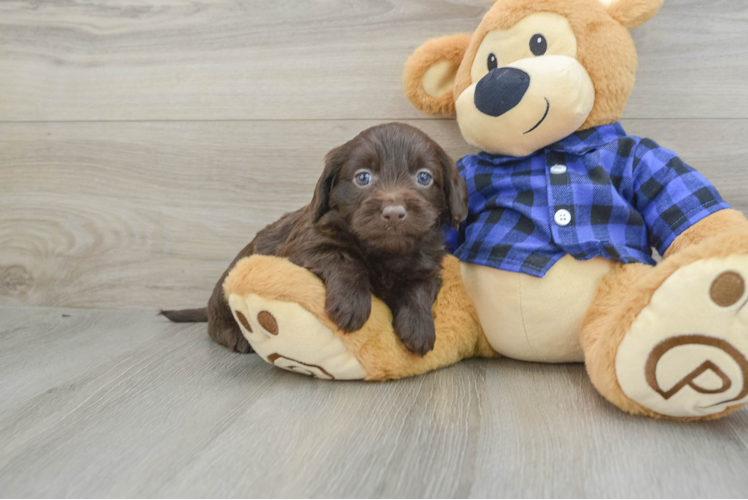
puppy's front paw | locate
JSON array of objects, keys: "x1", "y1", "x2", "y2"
[
  {"x1": 393, "y1": 307, "x2": 436, "y2": 356},
  {"x1": 325, "y1": 287, "x2": 371, "y2": 333}
]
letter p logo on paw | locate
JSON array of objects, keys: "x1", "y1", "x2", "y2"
[{"x1": 616, "y1": 256, "x2": 748, "y2": 417}]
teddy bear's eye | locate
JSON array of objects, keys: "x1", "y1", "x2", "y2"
[
  {"x1": 530, "y1": 34, "x2": 547, "y2": 56},
  {"x1": 487, "y1": 53, "x2": 498, "y2": 71}
]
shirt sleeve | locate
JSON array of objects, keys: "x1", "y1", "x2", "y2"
[{"x1": 630, "y1": 138, "x2": 730, "y2": 255}]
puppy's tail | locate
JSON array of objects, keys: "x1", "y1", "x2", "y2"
[{"x1": 160, "y1": 308, "x2": 208, "y2": 323}]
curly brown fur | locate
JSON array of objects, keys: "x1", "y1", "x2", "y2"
[{"x1": 163, "y1": 123, "x2": 468, "y2": 356}]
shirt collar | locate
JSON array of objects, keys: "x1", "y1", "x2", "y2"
[
  {"x1": 476, "y1": 122, "x2": 627, "y2": 164},
  {"x1": 548, "y1": 122, "x2": 627, "y2": 154}
]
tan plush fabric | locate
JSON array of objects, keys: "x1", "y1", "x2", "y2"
[
  {"x1": 227, "y1": 292, "x2": 368, "y2": 380},
  {"x1": 606, "y1": 0, "x2": 664, "y2": 29},
  {"x1": 344, "y1": 255, "x2": 499, "y2": 380},
  {"x1": 664, "y1": 209, "x2": 748, "y2": 258},
  {"x1": 403, "y1": 34, "x2": 472, "y2": 116},
  {"x1": 224, "y1": 254, "x2": 497, "y2": 381},
  {"x1": 581, "y1": 215, "x2": 748, "y2": 420},
  {"x1": 224, "y1": 254, "x2": 338, "y2": 333},
  {"x1": 461, "y1": 255, "x2": 613, "y2": 363},
  {"x1": 457, "y1": 0, "x2": 639, "y2": 131},
  {"x1": 455, "y1": 52, "x2": 595, "y2": 156},
  {"x1": 404, "y1": 0, "x2": 644, "y2": 131},
  {"x1": 615, "y1": 254, "x2": 748, "y2": 418}
]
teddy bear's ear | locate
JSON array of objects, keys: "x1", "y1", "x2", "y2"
[
  {"x1": 403, "y1": 34, "x2": 472, "y2": 116},
  {"x1": 599, "y1": 0, "x2": 663, "y2": 29}
]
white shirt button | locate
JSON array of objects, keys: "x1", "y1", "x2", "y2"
[
  {"x1": 554, "y1": 209, "x2": 572, "y2": 226},
  {"x1": 550, "y1": 164, "x2": 567, "y2": 175}
]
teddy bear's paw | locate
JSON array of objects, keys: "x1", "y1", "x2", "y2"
[
  {"x1": 227, "y1": 292, "x2": 367, "y2": 380},
  {"x1": 616, "y1": 255, "x2": 748, "y2": 418}
]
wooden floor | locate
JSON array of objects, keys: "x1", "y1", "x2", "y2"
[
  {"x1": 1, "y1": 306, "x2": 747, "y2": 498},
  {"x1": 1, "y1": 0, "x2": 748, "y2": 497}
]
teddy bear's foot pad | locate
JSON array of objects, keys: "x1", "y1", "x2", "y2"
[
  {"x1": 616, "y1": 255, "x2": 748, "y2": 418},
  {"x1": 227, "y1": 292, "x2": 367, "y2": 380}
]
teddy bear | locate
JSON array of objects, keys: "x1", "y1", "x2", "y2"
[{"x1": 223, "y1": 0, "x2": 748, "y2": 421}]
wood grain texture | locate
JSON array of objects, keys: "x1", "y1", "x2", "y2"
[
  {"x1": 0, "y1": 307, "x2": 747, "y2": 498},
  {"x1": 1, "y1": 118, "x2": 747, "y2": 310},
  {"x1": 0, "y1": 119, "x2": 472, "y2": 310},
  {"x1": 0, "y1": 0, "x2": 746, "y2": 121}
]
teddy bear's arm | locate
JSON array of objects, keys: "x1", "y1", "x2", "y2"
[
  {"x1": 664, "y1": 209, "x2": 748, "y2": 258},
  {"x1": 223, "y1": 255, "x2": 496, "y2": 381},
  {"x1": 627, "y1": 139, "x2": 731, "y2": 256}
]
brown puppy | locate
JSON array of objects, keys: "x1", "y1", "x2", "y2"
[{"x1": 163, "y1": 123, "x2": 468, "y2": 356}]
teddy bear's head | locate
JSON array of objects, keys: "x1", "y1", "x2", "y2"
[{"x1": 404, "y1": 0, "x2": 663, "y2": 157}]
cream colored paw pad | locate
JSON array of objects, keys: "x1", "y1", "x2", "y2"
[
  {"x1": 227, "y1": 293, "x2": 367, "y2": 380},
  {"x1": 616, "y1": 255, "x2": 748, "y2": 417}
]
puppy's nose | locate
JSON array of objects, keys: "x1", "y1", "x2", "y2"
[
  {"x1": 474, "y1": 67, "x2": 530, "y2": 118},
  {"x1": 382, "y1": 205, "x2": 407, "y2": 225}
]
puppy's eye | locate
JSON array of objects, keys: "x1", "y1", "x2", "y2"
[
  {"x1": 416, "y1": 170, "x2": 433, "y2": 187},
  {"x1": 354, "y1": 170, "x2": 372, "y2": 187},
  {"x1": 487, "y1": 53, "x2": 498, "y2": 71},
  {"x1": 530, "y1": 34, "x2": 547, "y2": 56}
]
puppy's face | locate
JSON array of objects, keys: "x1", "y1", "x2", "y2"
[
  {"x1": 335, "y1": 136, "x2": 445, "y2": 254},
  {"x1": 312, "y1": 123, "x2": 468, "y2": 254}
]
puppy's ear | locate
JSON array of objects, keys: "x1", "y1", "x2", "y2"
[
  {"x1": 311, "y1": 145, "x2": 346, "y2": 222},
  {"x1": 437, "y1": 147, "x2": 468, "y2": 228},
  {"x1": 403, "y1": 34, "x2": 472, "y2": 116}
]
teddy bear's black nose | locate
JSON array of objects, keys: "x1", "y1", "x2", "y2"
[{"x1": 474, "y1": 67, "x2": 530, "y2": 118}]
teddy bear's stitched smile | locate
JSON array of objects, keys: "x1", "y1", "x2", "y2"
[{"x1": 524, "y1": 97, "x2": 550, "y2": 135}]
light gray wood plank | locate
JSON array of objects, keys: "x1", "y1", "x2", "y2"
[
  {"x1": 0, "y1": 0, "x2": 746, "y2": 122},
  {"x1": 1, "y1": 118, "x2": 746, "y2": 310},
  {"x1": 155, "y1": 359, "x2": 488, "y2": 498},
  {"x1": 0, "y1": 0, "x2": 488, "y2": 122},
  {"x1": 0, "y1": 306, "x2": 279, "y2": 498},
  {"x1": 471, "y1": 363, "x2": 748, "y2": 498},
  {"x1": 625, "y1": 0, "x2": 748, "y2": 120},
  {"x1": 0, "y1": 307, "x2": 747, "y2": 498},
  {"x1": 0, "y1": 119, "x2": 472, "y2": 311}
]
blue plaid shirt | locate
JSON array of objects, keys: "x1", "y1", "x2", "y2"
[{"x1": 446, "y1": 122, "x2": 730, "y2": 277}]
